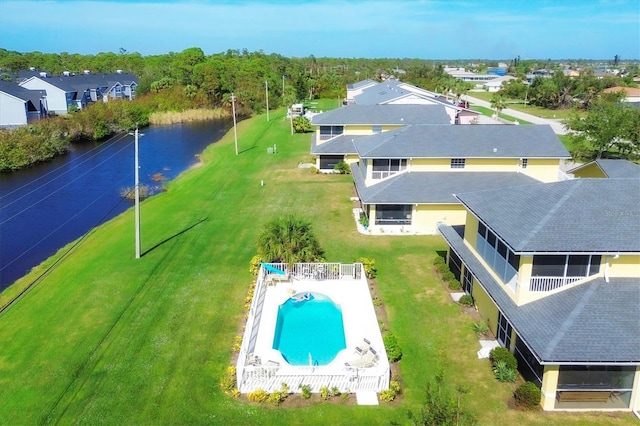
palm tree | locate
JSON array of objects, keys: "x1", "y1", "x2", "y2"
[
  {"x1": 490, "y1": 94, "x2": 507, "y2": 118},
  {"x1": 256, "y1": 215, "x2": 325, "y2": 265}
]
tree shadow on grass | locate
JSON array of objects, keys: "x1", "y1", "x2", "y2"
[{"x1": 142, "y1": 218, "x2": 208, "y2": 257}]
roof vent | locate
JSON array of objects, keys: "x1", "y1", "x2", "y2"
[
  {"x1": 116, "y1": 69, "x2": 123, "y2": 74},
  {"x1": 83, "y1": 70, "x2": 90, "y2": 74},
  {"x1": 493, "y1": 148, "x2": 498, "y2": 152},
  {"x1": 39, "y1": 72, "x2": 48, "y2": 78},
  {"x1": 29, "y1": 66, "x2": 36, "y2": 71},
  {"x1": 63, "y1": 71, "x2": 70, "y2": 76}
]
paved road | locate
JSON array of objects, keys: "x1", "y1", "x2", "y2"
[{"x1": 467, "y1": 95, "x2": 568, "y2": 135}]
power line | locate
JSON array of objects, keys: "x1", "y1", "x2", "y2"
[
  {"x1": 0, "y1": 138, "x2": 134, "y2": 226},
  {"x1": 0, "y1": 173, "x2": 131, "y2": 273},
  {"x1": 0, "y1": 186, "x2": 136, "y2": 316},
  {"x1": 0, "y1": 132, "x2": 130, "y2": 205}
]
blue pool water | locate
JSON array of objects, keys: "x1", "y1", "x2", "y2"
[{"x1": 272, "y1": 293, "x2": 346, "y2": 365}]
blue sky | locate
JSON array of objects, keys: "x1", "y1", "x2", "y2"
[{"x1": 0, "y1": 0, "x2": 638, "y2": 60}]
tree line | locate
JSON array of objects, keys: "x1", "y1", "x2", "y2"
[{"x1": 1, "y1": 48, "x2": 638, "y2": 170}]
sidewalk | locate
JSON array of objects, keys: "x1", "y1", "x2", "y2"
[{"x1": 467, "y1": 95, "x2": 568, "y2": 135}]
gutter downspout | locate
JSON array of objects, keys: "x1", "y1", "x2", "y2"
[{"x1": 633, "y1": 373, "x2": 640, "y2": 419}]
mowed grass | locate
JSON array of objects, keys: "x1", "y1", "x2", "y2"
[
  {"x1": 471, "y1": 105, "x2": 533, "y2": 124},
  {"x1": 470, "y1": 90, "x2": 581, "y2": 119},
  {"x1": 0, "y1": 109, "x2": 635, "y2": 425}
]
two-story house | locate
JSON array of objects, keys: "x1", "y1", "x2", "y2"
[
  {"x1": 569, "y1": 159, "x2": 640, "y2": 179},
  {"x1": 0, "y1": 80, "x2": 47, "y2": 127},
  {"x1": 310, "y1": 104, "x2": 451, "y2": 171},
  {"x1": 351, "y1": 124, "x2": 570, "y2": 234},
  {"x1": 350, "y1": 78, "x2": 480, "y2": 124},
  {"x1": 438, "y1": 178, "x2": 640, "y2": 411},
  {"x1": 18, "y1": 71, "x2": 138, "y2": 115}
]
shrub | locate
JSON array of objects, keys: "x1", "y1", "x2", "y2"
[
  {"x1": 471, "y1": 321, "x2": 490, "y2": 335},
  {"x1": 442, "y1": 270, "x2": 456, "y2": 283},
  {"x1": 408, "y1": 372, "x2": 477, "y2": 426},
  {"x1": 248, "y1": 254, "x2": 262, "y2": 276},
  {"x1": 380, "y1": 389, "x2": 397, "y2": 402},
  {"x1": 359, "y1": 215, "x2": 369, "y2": 227},
  {"x1": 448, "y1": 279, "x2": 462, "y2": 291},
  {"x1": 458, "y1": 294, "x2": 474, "y2": 306},
  {"x1": 309, "y1": 166, "x2": 318, "y2": 174},
  {"x1": 390, "y1": 380, "x2": 401, "y2": 395},
  {"x1": 514, "y1": 382, "x2": 542, "y2": 410},
  {"x1": 300, "y1": 384, "x2": 312, "y2": 399},
  {"x1": 247, "y1": 388, "x2": 268, "y2": 403},
  {"x1": 220, "y1": 365, "x2": 237, "y2": 393},
  {"x1": 489, "y1": 347, "x2": 518, "y2": 370},
  {"x1": 333, "y1": 160, "x2": 351, "y2": 174},
  {"x1": 433, "y1": 256, "x2": 445, "y2": 267},
  {"x1": 356, "y1": 257, "x2": 377, "y2": 279},
  {"x1": 383, "y1": 331, "x2": 403, "y2": 362},
  {"x1": 330, "y1": 386, "x2": 341, "y2": 397},
  {"x1": 492, "y1": 360, "x2": 518, "y2": 382},
  {"x1": 319, "y1": 386, "x2": 329, "y2": 400},
  {"x1": 436, "y1": 262, "x2": 449, "y2": 275},
  {"x1": 267, "y1": 391, "x2": 286, "y2": 405}
]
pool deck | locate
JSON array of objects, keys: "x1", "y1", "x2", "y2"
[{"x1": 237, "y1": 263, "x2": 390, "y2": 394}]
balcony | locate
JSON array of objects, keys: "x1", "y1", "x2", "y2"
[{"x1": 529, "y1": 276, "x2": 583, "y2": 292}]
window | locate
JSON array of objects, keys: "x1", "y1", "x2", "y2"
[
  {"x1": 448, "y1": 251, "x2": 462, "y2": 282},
  {"x1": 375, "y1": 205, "x2": 412, "y2": 225},
  {"x1": 532, "y1": 254, "x2": 602, "y2": 278},
  {"x1": 319, "y1": 126, "x2": 344, "y2": 140},
  {"x1": 372, "y1": 125, "x2": 382, "y2": 134},
  {"x1": 497, "y1": 312, "x2": 512, "y2": 349},
  {"x1": 371, "y1": 159, "x2": 407, "y2": 179},
  {"x1": 450, "y1": 158, "x2": 466, "y2": 169},
  {"x1": 557, "y1": 365, "x2": 635, "y2": 407},
  {"x1": 521, "y1": 158, "x2": 528, "y2": 169},
  {"x1": 514, "y1": 337, "x2": 543, "y2": 386},
  {"x1": 475, "y1": 220, "x2": 518, "y2": 283},
  {"x1": 462, "y1": 268, "x2": 474, "y2": 294}
]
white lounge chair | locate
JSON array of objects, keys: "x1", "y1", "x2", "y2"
[
  {"x1": 345, "y1": 348, "x2": 378, "y2": 368},
  {"x1": 355, "y1": 338, "x2": 371, "y2": 354}
]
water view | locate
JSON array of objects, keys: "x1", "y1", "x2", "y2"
[{"x1": 0, "y1": 119, "x2": 232, "y2": 289}]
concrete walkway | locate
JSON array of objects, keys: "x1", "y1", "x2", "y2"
[{"x1": 467, "y1": 94, "x2": 568, "y2": 135}]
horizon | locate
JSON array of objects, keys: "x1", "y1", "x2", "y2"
[{"x1": 0, "y1": 0, "x2": 639, "y2": 61}]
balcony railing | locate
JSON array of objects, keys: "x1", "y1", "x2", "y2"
[{"x1": 529, "y1": 276, "x2": 583, "y2": 292}]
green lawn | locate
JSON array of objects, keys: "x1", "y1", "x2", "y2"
[
  {"x1": 471, "y1": 105, "x2": 533, "y2": 125},
  {"x1": 0, "y1": 108, "x2": 634, "y2": 425},
  {"x1": 469, "y1": 90, "x2": 582, "y2": 119}
]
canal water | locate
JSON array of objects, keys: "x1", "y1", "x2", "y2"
[{"x1": 0, "y1": 119, "x2": 232, "y2": 290}]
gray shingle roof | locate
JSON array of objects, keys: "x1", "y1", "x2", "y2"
[
  {"x1": 0, "y1": 80, "x2": 46, "y2": 106},
  {"x1": 310, "y1": 104, "x2": 451, "y2": 125},
  {"x1": 439, "y1": 224, "x2": 640, "y2": 363},
  {"x1": 352, "y1": 169, "x2": 538, "y2": 204},
  {"x1": 347, "y1": 79, "x2": 377, "y2": 90},
  {"x1": 353, "y1": 124, "x2": 570, "y2": 159},
  {"x1": 310, "y1": 135, "x2": 361, "y2": 155},
  {"x1": 353, "y1": 79, "x2": 479, "y2": 114},
  {"x1": 456, "y1": 178, "x2": 640, "y2": 253},
  {"x1": 569, "y1": 159, "x2": 640, "y2": 179}
]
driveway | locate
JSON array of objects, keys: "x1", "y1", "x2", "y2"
[{"x1": 467, "y1": 95, "x2": 568, "y2": 135}]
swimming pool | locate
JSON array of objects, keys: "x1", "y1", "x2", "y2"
[{"x1": 272, "y1": 293, "x2": 346, "y2": 365}]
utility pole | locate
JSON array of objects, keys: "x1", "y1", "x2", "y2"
[
  {"x1": 131, "y1": 125, "x2": 144, "y2": 259},
  {"x1": 265, "y1": 80, "x2": 269, "y2": 121},
  {"x1": 231, "y1": 92, "x2": 238, "y2": 155}
]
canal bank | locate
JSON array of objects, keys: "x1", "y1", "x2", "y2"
[{"x1": 0, "y1": 119, "x2": 232, "y2": 289}]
